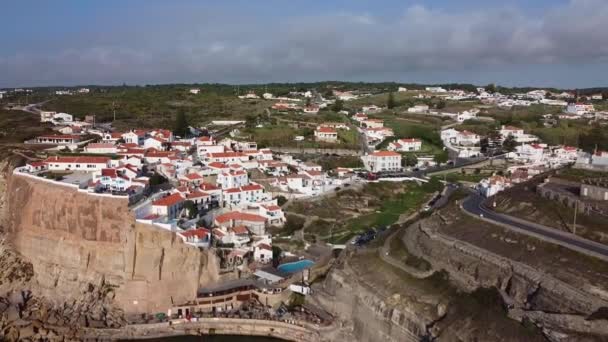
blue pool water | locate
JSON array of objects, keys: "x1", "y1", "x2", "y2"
[{"x1": 277, "y1": 259, "x2": 314, "y2": 274}]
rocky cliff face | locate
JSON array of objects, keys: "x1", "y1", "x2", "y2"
[
  {"x1": 2, "y1": 170, "x2": 218, "y2": 317},
  {"x1": 403, "y1": 217, "x2": 608, "y2": 340}
]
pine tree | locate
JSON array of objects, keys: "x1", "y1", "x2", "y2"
[
  {"x1": 387, "y1": 92, "x2": 396, "y2": 109},
  {"x1": 174, "y1": 111, "x2": 189, "y2": 138}
]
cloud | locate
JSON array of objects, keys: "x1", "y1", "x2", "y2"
[{"x1": 2, "y1": 0, "x2": 608, "y2": 87}]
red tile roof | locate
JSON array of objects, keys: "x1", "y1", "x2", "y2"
[
  {"x1": 183, "y1": 173, "x2": 204, "y2": 180},
  {"x1": 257, "y1": 243, "x2": 272, "y2": 251},
  {"x1": 208, "y1": 152, "x2": 246, "y2": 158},
  {"x1": 152, "y1": 193, "x2": 184, "y2": 207},
  {"x1": 262, "y1": 205, "x2": 281, "y2": 211},
  {"x1": 208, "y1": 162, "x2": 228, "y2": 169},
  {"x1": 37, "y1": 134, "x2": 81, "y2": 140},
  {"x1": 181, "y1": 228, "x2": 210, "y2": 239},
  {"x1": 370, "y1": 151, "x2": 400, "y2": 157},
  {"x1": 398, "y1": 138, "x2": 421, "y2": 143},
  {"x1": 316, "y1": 127, "x2": 337, "y2": 134},
  {"x1": 44, "y1": 156, "x2": 110, "y2": 164},
  {"x1": 230, "y1": 225, "x2": 249, "y2": 235},
  {"x1": 101, "y1": 168, "x2": 118, "y2": 177},
  {"x1": 215, "y1": 212, "x2": 266, "y2": 224},
  {"x1": 87, "y1": 143, "x2": 116, "y2": 149},
  {"x1": 241, "y1": 184, "x2": 263, "y2": 191},
  {"x1": 186, "y1": 191, "x2": 209, "y2": 199},
  {"x1": 200, "y1": 183, "x2": 220, "y2": 191}
]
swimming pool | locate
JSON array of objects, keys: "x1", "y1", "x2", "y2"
[{"x1": 277, "y1": 259, "x2": 314, "y2": 274}]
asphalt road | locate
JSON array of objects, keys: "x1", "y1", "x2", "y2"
[{"x1": 462, "y1": 193, "x2": 608, "y2": 260}]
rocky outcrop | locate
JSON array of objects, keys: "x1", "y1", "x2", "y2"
[
  {"x1": 312, "y1": 253, "x2": 430, "y2": 342},
  {"x1": 2, "y1": 171, "x2": 219, "y2": 317},
  {"x1": 403, "y1": 216, "x2": 608, "y2": 340}
]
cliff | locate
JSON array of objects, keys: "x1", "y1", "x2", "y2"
[{"x1": 2, "y1": 170, "x2": 218, "y2": 316}]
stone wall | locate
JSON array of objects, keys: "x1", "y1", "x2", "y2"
[
  {"x1": 4, "y1": 172, "x2": 219, "y2": 315},
  {"x1": 83, "y1": 318, "x2": 320, "y2": 341}
]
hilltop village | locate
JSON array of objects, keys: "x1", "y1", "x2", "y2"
[{"x1": 2, "y1": 82, "x2": 608, "y2": 340}]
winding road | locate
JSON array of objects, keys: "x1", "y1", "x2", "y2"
[{"x1": 462, "y1": 193, "x2": 608, "y2": 261}]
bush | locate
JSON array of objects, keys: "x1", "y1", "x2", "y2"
[
  {"x1": 282, "y1": 214, "x2": 306, "y2": 235},
  {"x1": 276, "y1": 195, "x2": 288, "y2": 206}
]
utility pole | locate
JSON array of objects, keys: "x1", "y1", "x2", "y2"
[
  {"x1": 573, "y1": 201, "x2": 578, "y2": 235},
  {"x1": 112, "y1": 101, "x2": 116, "y2": 121}
]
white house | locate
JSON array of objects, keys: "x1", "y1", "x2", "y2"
[
  {"x1": 144, "y1": 137, "x2": 166, "y2": 150},
  {"x1": 478, "y1": 175, "x2": 511, "y2": 198},
  {"x1": 40, "y1": 111, "x2": 56, "y2": 123},
  {"x1": 259, "y1": 204, "x2": 285, "y2": 227},
  {"x1": 52, "y1": 112, "x2": 73, "y2": 124},
  {"x1": 499, "y1": 125, "x2": 537, "y2": 143},
  {"x1": 94, "y1": 168, "x2": 132, "y2": 192},
  {"x1": 44, "y1": 156, "x2": 110, "y2": 172},
  {"x1": 552, "y1": 146, "x2": 579, "y2": 162},
  {"x1": 303, "y1": 105, "x2": 320, "y2": 114},
  {"x1": 566, "y1": 103, "x2": 595, "y2": 115},
  {"x1": 214, "y1": 211, "x2": 267, "y2": 236},
  {"x1": 319, "y1": 122, "x2": 350, "y2": 130},
  {"x1": 253, "y1": 243, "x2": 273, "y2": 264},
  {"x1": 35, "y1": 134, "x2": 81, "y2": 145},
  {"x1": 217, "y1": 169, "x2": 249, "y2": 189},
  {"x1": 441, "y1": 129, "x2": 480, "y2": 146},
  {"x1": 361, "y1": 151, "x2": 402, "y2": 173},
  {"x1": 398, "y1": 87, "x2": 408, "y2": 92},
  {"x1": 85, "y1": 143, "x2": 117, "y2": 154},
  {"x1": 361, "y1": 119, "x2": 384, "y2": 128},
  {"x1": 180, "y1": 228, "x2": 211, "y2": 248},
  {"x1": 363, "y1": 127, "x2": 394, "y2": 143},
  {"x1": 362, "y1": 105, "x2": 382, "y2": 114},
  {"x1": 189, "y1": 88, "x2": 201, "y2": 94},
  {"x1": 203, "y1": 152, "x2": 249, "y2": 164},
  {"x1": 388, "y1": 138, "x2": 422, "y2": 152},
  {"x1": 513, "y1": 144, "x2": 546, "y2": 163},
  {"x1": 407, "y1": 105, "x2": 429, "y2": 113},
  {"x1": 314, "y1": 127, "x2": 338, "y2": 142},
  {"x1": 122, "y1": 131, "x2": 146, "y2": 145},
  {"x1": 426, "y1": 87, "x2": 447, "y2": 93},
  {"x1": 456, "y1": 110, "x2": 478, "y2": 122},
  {"x1": 151, "y1": 193, "x2": 184, "y2": 219},
  {"x1": 352, "y1": 113, "x2": 368, "y2": 123}
]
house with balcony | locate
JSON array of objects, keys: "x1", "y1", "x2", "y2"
[
  {"x1": 151, "y1": 193, "x2": 185, "y2": 220},
  {"x1": 314, "y1": 127, "x2": 338, "y2": 143},
  {"x1": 361, "y1": 151, "x2": 402, "y2": 173},
  {"x1": 388, "y1": 138, "x2": 422, "y2": 152}
]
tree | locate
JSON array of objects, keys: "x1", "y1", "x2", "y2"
[
  {"x1": 149, "y1": 174, "x2": 167, "y2": 186},
  {"x1": 485, "y1": 83, "x2": 497, "y2": 94},
  {"x1": 276, "y1": 195, "x2": 288, "y2": 206},
  {"x1": 331, "y1": 99, "x2": 344, "y2": 112},
  {"x1": 387, "y1": 92, "x2": 396, "y2": 109},
  {"x1": 272, "y1": 245, "x2": 283, "y2": 267},
  {"x1": 245, "y1": 114, "x2": 258, "y2": 128},
  {"x1": 183, "y1": 200, "x2": 198, "y2": 219},
  {"x1": 433, "y1": 150, "x2": 449, "y2": 165},
  {"x1": 502, "y1": 135, "x2": 517, "y2": 152},
  {"x1": 173, "y1": 111, "x2": 189, "y2": 138},
  {"x1": 436, "y1": 100, "x2": 446, "y2": 109},
  {"x1": 404, "y1": 154, "x2": 418, "y2": 167}
]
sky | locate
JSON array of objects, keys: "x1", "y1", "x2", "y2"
[{"x1": 1, "y1": 0, "x2": 608, "y2": 88}]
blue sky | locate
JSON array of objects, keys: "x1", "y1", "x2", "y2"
[{"x1": 1, "y1": 0, "x2": 607, "y2": 88}]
